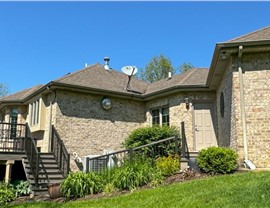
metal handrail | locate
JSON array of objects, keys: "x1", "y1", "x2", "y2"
[
  {"x1": 51, "y1": 125, "x2": 70, "y2": 177},
  {"x1": 24, "y1": 124, "x2": 40, "y2": 187},
  {"x1": 85, "y1": 135, "x2": 180, "y2": 173}
]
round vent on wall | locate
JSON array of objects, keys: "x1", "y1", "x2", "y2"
[{"x1": 101, "y1": 97, "x2": 112, "y2": 110}]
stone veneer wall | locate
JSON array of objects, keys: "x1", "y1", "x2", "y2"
[
  {"x1": 145, "y1": 92, "x2": 215, "y2": 152},
  {"x1": 53, "y1": 90, "x2": 146, "y2": 171}
]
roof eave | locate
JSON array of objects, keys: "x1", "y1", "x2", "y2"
[
  {"x1": 48, "y1": 82, "x2": 145, "y2": 101},
  {"x1": 206, "y1": 39, "x2": 270, "y2": 88},
  {"x1": 144, "y1": 84, "x2": 211, "y2": 101}
]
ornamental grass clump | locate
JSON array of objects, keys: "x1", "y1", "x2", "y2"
[
  {"x1": 61, "y1": 172, "x2": 103, "y2": 200},
  {"x1": 197, "y1": 146, "x2": 238, "y2": 174},
  {"x1": 104, "y1": 156, "x2": 161, "y2": 191}
]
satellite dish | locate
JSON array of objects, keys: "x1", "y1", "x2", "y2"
[{"x1": 121, "y1": 66, "x2": 138, "y2": 76}]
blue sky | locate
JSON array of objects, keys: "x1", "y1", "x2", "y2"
[{"x1": 1, "y1": 1, "x2": 270, "y2": 94}]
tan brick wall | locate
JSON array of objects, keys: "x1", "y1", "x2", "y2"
[
  {"x1": 53, "y1": 90, "x2": 146, "y2": 171},
  {"x1": 218, "y1": 53, "x2": 270, "y2": 168},
  {"x1": 240, "y1": 53, "x2": 270, "y2": 168},
  {"x1": 145, "y1": 92, "x2": 215, "y2": 151},
  {"x1": 216, "y1": 58, "x2": 239, "y2": 149}
]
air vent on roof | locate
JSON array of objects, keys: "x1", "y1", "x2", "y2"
[{"x1": 104, "y1": 57, "x2": 110, "y2": 70}]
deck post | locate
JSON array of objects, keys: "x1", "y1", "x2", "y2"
[{"x1": 5, "y1": 160, "x2": 15, "y2": 183}]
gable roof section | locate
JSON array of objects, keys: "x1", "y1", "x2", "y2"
[
  {"x1": 0, "y1": 84, "x2": 44, "y2": 103},
  {"x1": 145, "y1": 68, "x2": 209, "y2": 95},
  {"x1": 227, "y1": 26, "x2": 270, "y2": 43},
  {"x1": 52, "y1": 63, "x2": 148, "y2": 95}
]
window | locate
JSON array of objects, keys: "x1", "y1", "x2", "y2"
[
  {"x1": 220, "y1": 92, "x2": 225, "y2": 118},
  {"x1": 151, "y1": 107, "x2": 170, "y2": 126},
  {"x1": 30, "y1": 99, "x2": 40, "y2": 126},
  {"x1": 10, "y1": 109, "x2": 18, "y2": 138}
]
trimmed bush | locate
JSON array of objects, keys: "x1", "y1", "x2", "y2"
[
  {"x1": 123, "y1": 125, "x2": 179, "y2": 158},
  {"x1": 197, "y1": 146, "x2": 238, "y2": 174},
  {"x1": 61, "y1": 172, "x2": 103, "y2": 200},
  {"x1": 156, "y1": 154, "x2": 180, "y2": 176}
]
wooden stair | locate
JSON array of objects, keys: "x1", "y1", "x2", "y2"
[{"x1": 22, "y1": 153, "x2": 64, "y2": 196}]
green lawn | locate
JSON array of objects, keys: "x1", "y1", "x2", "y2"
[{"x1": 5, "y1": 171, "x2": 270, "y2": 208}]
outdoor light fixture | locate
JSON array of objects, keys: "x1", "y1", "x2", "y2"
[
  {"x1": 184, "y1": 97, "x2": 190, "y2": 110},
  {"x1": 101, "y1": 97, "x2": 112, "y2": 110},
  {"x1": 220, "y1": 51, "x2": 227, "y2": 60}
]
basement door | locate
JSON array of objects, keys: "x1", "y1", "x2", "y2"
[{"x1": 194, "y1": 103, "x2": 217, "y2": 151}]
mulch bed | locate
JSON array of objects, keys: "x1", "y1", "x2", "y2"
[{"x1": 9, "y1": 170, "x2": 211, "y2": 205}]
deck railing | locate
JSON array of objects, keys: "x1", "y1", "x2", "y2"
[
  {"x1": 24, "y1": 124, "x2": 40, "y2": 186},
  {"x1": 51, "y1": 125, "x2": 70, "y2": 177},
  {"x1": 85, "y1": 136, "x2": 180, "y2": 173},
  {"x1": 0, "y1": 122, "x2": 26, "y2": 152}
]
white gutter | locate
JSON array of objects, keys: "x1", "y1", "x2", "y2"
[
  {"x1": 47, "y1": 87, "x2": 56, "y2": 152},
  {"x1": 238, "y1": 45, "x2": 256, "y2": 170}
]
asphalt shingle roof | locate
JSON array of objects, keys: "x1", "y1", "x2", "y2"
[
  {"x1": 54, "y1": 63, "x2": 148, "y2": 94},
  {"x1": 145, "y1": 68, "x2": 209, "y2": 95},
  {"x1": 0, "y1": 84, "x2": 44, "y2": 103},
  {"x1": 227, "y1": 26, "x2": 270, "y2": 43},
  {"x1": 0, "y1": 65, "x2": 209, "y2": 103}
]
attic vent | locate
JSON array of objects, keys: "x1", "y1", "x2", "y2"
[{"x1": 104, "y1": 57, "x2": 110, "y2": 70}]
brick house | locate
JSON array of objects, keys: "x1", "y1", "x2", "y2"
[{"x1": 1, "y1": 26, "x2": 270, "y2": 183}]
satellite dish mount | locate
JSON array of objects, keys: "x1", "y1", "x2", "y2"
[{"x1": 121, "y1": 66, "x2": 138, "y2": 90}]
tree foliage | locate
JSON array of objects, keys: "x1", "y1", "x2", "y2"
[
  {"x1": 0, "y1": 83, "x2": 8, "y2": 98},
  {"x1": 179, "y1": 62, "x2": 194, "y2": 73},
  {"x1": 139, "y1": 55, "x2": 175, "y2": 83},
  {"x1": 139, "y1": 55, "x2": 194, "y2": 83}
]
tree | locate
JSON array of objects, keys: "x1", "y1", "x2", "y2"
[
  {"x1": 139, "y1": 55, "x2": 175, "y2": 83},
  {"x1": 179, "y1": 62, "x2": 194, "y2": 73},
  {"x1": 0, "y1": 83, "x2": 9, "y2": 98}
]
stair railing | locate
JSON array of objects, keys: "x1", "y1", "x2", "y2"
[
  {"x1": 51, "y1": 125, "x2": 70, "y2": 177},
  {"x1": 24, "y1": 124, "x2": 40, "y2": 187},
  {"x1": 181, "y1": 121, "x2": 190, "y2": 159}
]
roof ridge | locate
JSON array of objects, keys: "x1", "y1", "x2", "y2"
[
  {"x1": 55, "y1": 63, "x2": 100, "y2": 82},
  {"x1": 178, "y1": 68, "x2": 197, "y2": 84},
  {"x1": 227, "y1": 26, "x2": 270, "y2": 42}
]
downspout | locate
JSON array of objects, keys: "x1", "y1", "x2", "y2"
[
  {"x1": 237, "y1": 46, "x2": 255, "y2": 169},
  {"x1": 47, "y1": 86, "x2": 56, "y2": 152}
]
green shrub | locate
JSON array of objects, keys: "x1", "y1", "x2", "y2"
[
  {"x1": 12, "y1": 180, "x2": 31, "y2": 197},
  {"x1": 197, "y1": 146, "x2": 238, "y2": 174},
  {"x1": 123, "y1": 125, "x2": 179, "y2": 158},
  {"x1": 0, "y1": 182, "x2": 16, "y2": 206},
  {"x1": 61, "y1": 172, "x2": 103, "y2": 200},
  {"x1": 156, "y1": 154, "x2": 180, "y2": 176}
]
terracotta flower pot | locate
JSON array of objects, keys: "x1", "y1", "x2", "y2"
[{"x1": 48, "y1": 183, "x2": 61, "y2": 199}]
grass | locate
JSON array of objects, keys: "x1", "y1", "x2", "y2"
[{"x1": 5, "y1": 171, "x2": 270, "y2": 208}]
